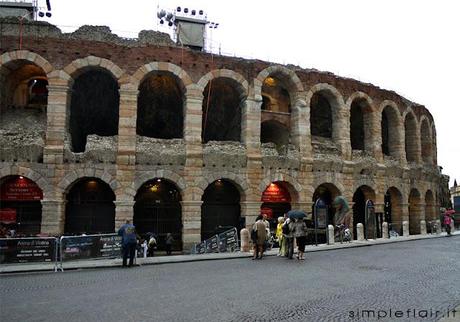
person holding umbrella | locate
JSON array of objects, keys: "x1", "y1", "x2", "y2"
[{"x1": 287, "y1": 210, "x2": 308, "y2": 260}]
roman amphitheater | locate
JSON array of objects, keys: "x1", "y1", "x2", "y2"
[{"x1": 0, "y1": 19, "x2": 447, "y2": 250}]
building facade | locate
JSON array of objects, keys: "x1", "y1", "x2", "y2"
[{"x1": 0, "y1": 20, "x2": 444, "y2": 250}]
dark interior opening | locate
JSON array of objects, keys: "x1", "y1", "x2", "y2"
[
  {"x1": 310, "y1": 93, "x2": 332, "y2": 138},
  {"x1": 134, "y1": 179, "x2": 182, "y2": 251},
  {"x1": 65, "y1": 178, "x2": 115, "y2": 235},
  {"x1": 350, "y1": 101, "x2": 365, "y2": 150},
  {"x1": 137, "y1": 72, "x2": 183, "y2": 139},
  {"x1": 381, "y1": 109, "x2": 390, "y2": 156},
  {"x1": 404, "y1": 114, "x2": 417, "y2": 162},
  {"x1": 69, "y1": 70, "x2": 119, "y2": 152},
  {"x1": 261, "y1": 120, "x2": 290, "y2": 149},
  {"x1": 201, "y1": 180, "x2": 241, "y2": 241},
  {"x1": 202, "y1": 78, "x2": 242, "y2": 143},
  {"x1": 352, "y1": 188, "x2": 366, "y2": 239}
]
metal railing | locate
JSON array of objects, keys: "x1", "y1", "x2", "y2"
[{"x1": 191, "y1": 227, "x2": 239, "y2": 254}]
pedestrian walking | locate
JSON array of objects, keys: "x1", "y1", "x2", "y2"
[
  {"x1": 443, "y1": 211, "x2": 453, "y2": 236},
  {"x1": 276, "y1": 216, "x2": 285, "y2": 256},
  {"x1": 292, "y1": 218, "x2": 308, "y2": 260},
  {"x1": 118, "y1": 220, "x2": 137, "y2": 267},
  {"x1": 165, "y1": 233, "x2": 174, "y2": 255},
  {"x1": 252, "y1": 215, "x2": 267, "y2": 260},
  {"x1": 282, "y1": 217, "x2": 295, "y2": 259}
]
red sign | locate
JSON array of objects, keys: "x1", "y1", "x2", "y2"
[
  {"x1": 260, "y1": 207, "x2": 274, "y2": 219},
  {"x1": 0, "y1": 177, "x2": 43, "y2": 201},
  {"x1": 0, "y1": 208, "x2": 17, "y2": 223},
  {"x1": 261, "y1": 183, "x2": 291, "y2": 203}
]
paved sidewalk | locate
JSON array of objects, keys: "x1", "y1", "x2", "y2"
[{"x1": 1, "y1": 230, "x2": 458, "y2": 274}]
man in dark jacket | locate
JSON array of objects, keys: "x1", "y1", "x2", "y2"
[{"x1": 118, "y1": 220, "x2": 137, "y2": 267}]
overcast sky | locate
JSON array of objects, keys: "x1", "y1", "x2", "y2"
[{"x1": 42, "y1": 0, "x2": 459, "y2": 186}]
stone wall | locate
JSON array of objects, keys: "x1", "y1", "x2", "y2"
[{"x1": 0, "y1": 22, "x2": 446, "y2": 249}]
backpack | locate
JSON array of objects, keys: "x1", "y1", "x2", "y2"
[{"x1": 282, "y1": 223, "x2": 291, "y2": 235}]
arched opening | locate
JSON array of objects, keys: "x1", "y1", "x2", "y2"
[
  {"x1": 69, "y1": 69, "x2": 119, "y2": 152},
  {"x1": 202, "y1": 77, "x2": 243, "y2": 143},
  {"x1": 136, "y1": 72, "x2": 184, "y2": 139},
  {"x1": 201, "y1": 179, "x2": 241, "y2": 240},
  {"x1": 425, "y1": 190, "x2": 435, "y2": 232},
  {"x1": 0, "y1": 176, "x2": 43, "y2": 236},
  {"x1": 312, "y1": 183, "x2": 341, "y2": 225},
  {"x1": 65, "y1": 178, "x2": 115, "y2": 235},
  {"x1": 261, "y1": 120, "x2": 290, "y2": 151},
  {"x1": 352, "y1": 185, "x2": 376, "y2": 239},
  {"x1": 261, "y1": 181, "x2": 292, "y2": 232},
  {"x1": 384, "y1": 187, "x2": 403, "y2": 235},
  {"x1": 409, "y1": 188, "x2": 422, "y2": 235},
  {"x1": 420, "y1": 119, "x2": 432, "y2": 164},
  {"x1": 0, "y1": 60, "x2": 47, "y2": 162},
  {"x1": 134, "y1": 179, "x2": 182, "y2": 251},
  {"x1": 381, "y1": 106, "x2": 400, "y2": 158},
  {"x1": 260, "y1": 75, "x2": 292, "y2": 150},
  {"x1": 310, "y1": 92, "x2": 333, "y2": 139},
  {"x1": 404, "y1": 113, "x2": 418, "y2": 163},
  {"x1": 350, "y1": 100, "x2": 365, "y2": 151}
]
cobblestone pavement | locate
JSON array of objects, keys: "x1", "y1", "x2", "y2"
[{"x1": 1, "y1": 236, "x2": 459, "y2": 322}]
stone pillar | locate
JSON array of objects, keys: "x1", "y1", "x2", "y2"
[
  {"x1": 184, "y1": 87, "x2": 204, "y2": 164},
  {"x1": 336, "y1": 102, "x2": 352, "y2": 159},
  {"x1": 181, "y1": 200, "x2": 202, "y2": 250},
  {"x1": 240, "y1": 228, "x2": 250, "y2": 252},
  {"x1": 420, "y1": 220, "x2": 427, "y2": 235},
  {"x1": 40, "y1": 199, "x2": 65, "y2": 235},
  {"x1": 382, "y1": 222, "x2": 389, "y2": 239},
  {"x1": 402, "y1": 220, "x2": 409, "y2": 237},
  {"x1": 328, "y1": 225, "x2": 335, "y2": 245},
  {"x1": 356, "y1": 223, "x2": 364, "y2": 241},
  {"x1": 291, "y1": 97, "x2": 311, "y2": 158},
  {"x1": 373, "y1": 111, "x2": 384, "y2": 162},
  {"x1": 44, "y1": 82, "x2": 71, "y2": 164},
  {"x1": 242, "y1": 97, "x2": 262, "y2": 156},
  {"x1": 117, "y1": 88, "x2": 138, "y2": 167},
  {"x1": 241, "y1": 201, "x2": 263, "y2": 230},
  {"x1": 114, "y1": 200, "x2": 135, "y2": 230}
]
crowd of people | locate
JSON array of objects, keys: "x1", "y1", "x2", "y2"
[{"x1": 251, "y1": 198, "x2": 457, "y2": 261}]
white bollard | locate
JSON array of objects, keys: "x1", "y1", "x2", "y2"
[
  {"x1": 240, "y1": 228, "x2": 250, "y2": 252},
  {"x1": 327, "y1": 225, "x2": 335, "y2": 245},
  {"x1": 420, "y1": 220, "x2": 427, "y2": 235},
  {"x1": 436, "y1": 219, "x2": 442, "y2": 234},
  {"x1": 403, "y1": 221, "x2": 409, "y2": 237},
  {"x1": 382, "y1": 222, "x2": 389, "y2": 239},
  {"x1": 356, "y1": 223, "x2": 364, "y2": 241}
]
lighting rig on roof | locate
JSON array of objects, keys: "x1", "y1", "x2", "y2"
[{"x1": 157, "y1": 6, "x2": 219, "y2": 51}]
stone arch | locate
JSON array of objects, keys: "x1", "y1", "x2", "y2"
[
  {"x1": 58, "y1": 170, "x2": 118, "y2": 196},
  {"x1": 259, "y1": 173, "x2": 302, "y2": 201},
  {"x1": 63, "y1": 56, "x2": 125, "y2": 86},
  {"x1": 198, "y1": 70, "x2": 248, "y2": 143},
  {"x1": 352, "y1": 179, "x2": 377, "y2": 195},
  {"x1": 420, "y1": 116, "x2": 433, "y2": 164},
  {"x1": 253, "y1": 65, "x2": 304, "y2": 102},
  {"x1": 0, "y1": 166, "x2": 53, "y2": 198},
  {"x1": 0, "y1": 50, "x2": 54, "y2": 76},
  {"x1": 425, "y1": 189, "x2": 436, "y2": 224},
  {"x1": 196, "y1": 172, "x2": 248, "y2": 201},
  {"x1": 346, "y1": 92, "x2": 376, "y2": 153},
  {"x1": 134, "y1": 64, "x2": 188, "y2": 139},
  {"x1": 132, "y1": 170, "x2": 186, "y2": 199},
  {"x1": 131, "y1": 62, "x2": 193, "y2": 92},
  {"x1": 379, "y1": 100, "x2": 403, "y2": 159},
  {"x1": 352, "y1": 185, "x2": 377, "y2": 239},
  {"x1": 384, "y1": 186, "x2": 404, "y2": 234},
  {"x1": 403, "y1": 107, "x2": 420, "y2": 163},
  {"x1": 312, "y1": 175, "x2": 345, "y2": 196},
  {"x1": 197, "y1": 69, "x2": 249, "y2": 95},
  {"x1": 306, "y1": 83, "x2": 345, "y2": 142},
  {"x1": 65, "y1": 57, "x2": 122, "y2": 152}
]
